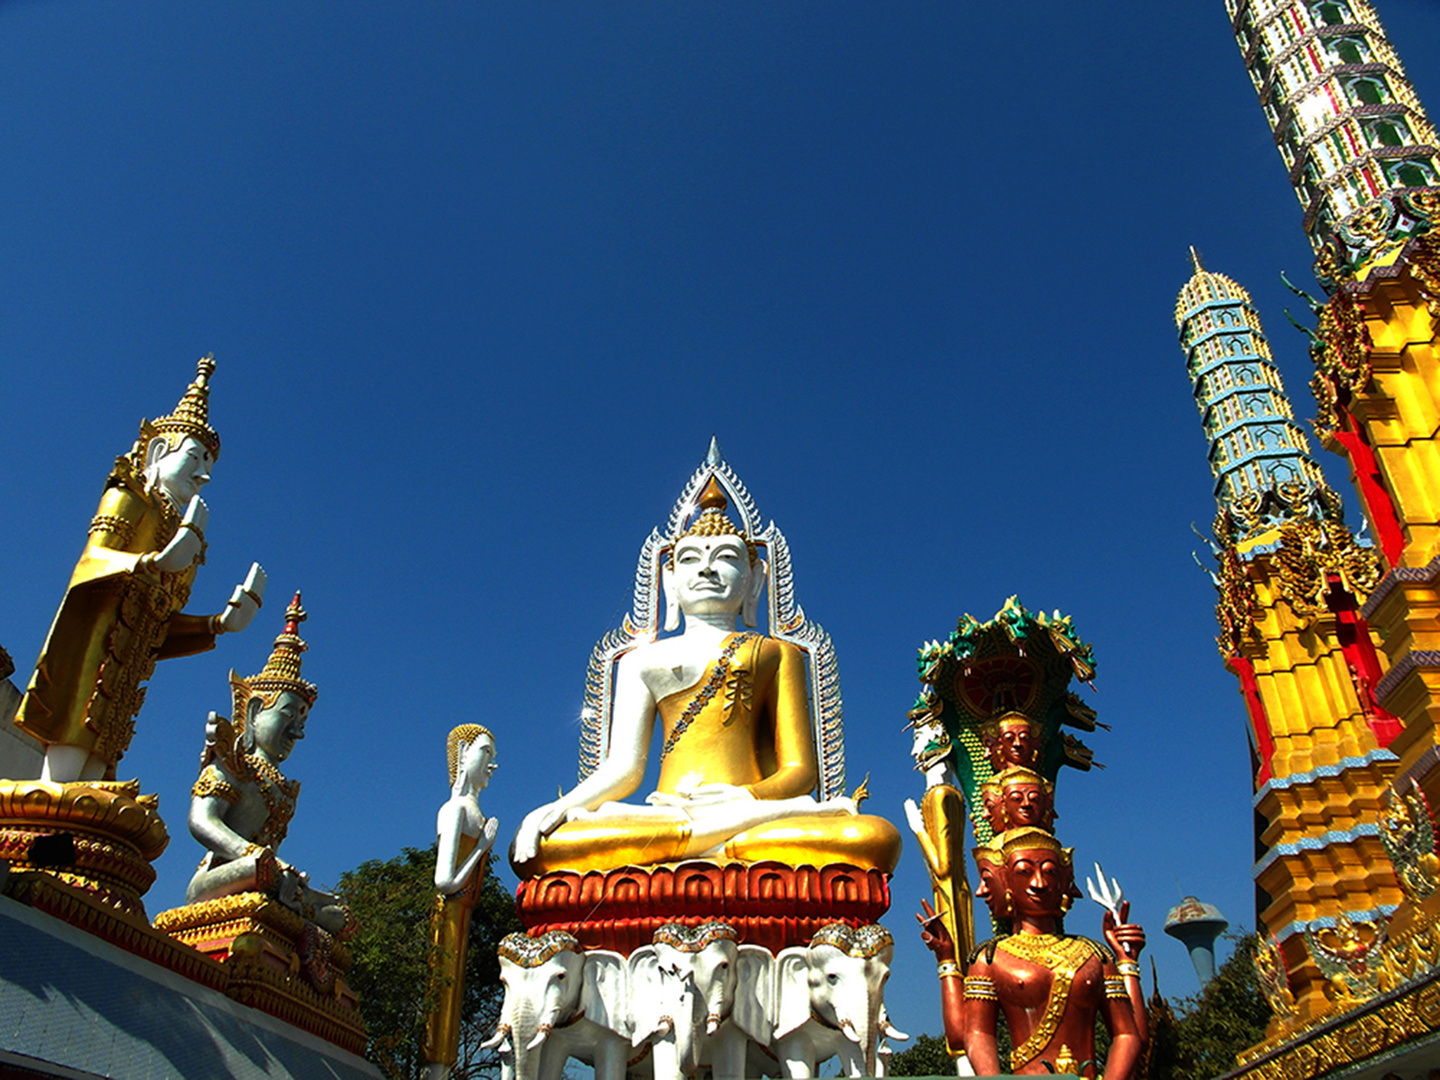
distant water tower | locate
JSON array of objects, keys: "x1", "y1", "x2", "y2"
[{"x1": 1165, "y1": 897, "x2": 1229, "y2": 987}]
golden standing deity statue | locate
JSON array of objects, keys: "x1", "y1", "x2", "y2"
[{"x1": 14, "y1": 355, "x2": 266, "y2": 783}]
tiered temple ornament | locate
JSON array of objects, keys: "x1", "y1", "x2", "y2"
[
  {"x1": 905, "y1": 599, "x2": 1149, "y2": 1078},
  {"x1": 0, "y1": 355, "x2": 266, "y2": 933},
  {"x1": 504, "y1": 442, "x2": 901, "y2": 1078},
  {"x1": 154, "y1": 596, "x2": 366, "y2": 1054},
  {"x1": 422, "y1": 724, "x2": 499, "y2": 1080}
]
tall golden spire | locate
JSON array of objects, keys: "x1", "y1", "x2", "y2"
[
  {"x1": 151, "y1": 354, "x2": 221, "y2": 458},
  {"x1": 247, "y1": 593, "x2": 317, "y2": 704}
]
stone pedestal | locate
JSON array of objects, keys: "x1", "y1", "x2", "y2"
[{"x1": 155, "y1": 893, "x2": 366, "y2": 1055}]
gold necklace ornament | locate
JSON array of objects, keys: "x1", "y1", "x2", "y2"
[{"x1": 995, "y1": 933, "x2": 1105, "y2": 1072}]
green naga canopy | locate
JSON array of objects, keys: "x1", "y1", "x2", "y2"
[{"x1": 909, "y1": 596, "x2": 1102, "y2": 844}]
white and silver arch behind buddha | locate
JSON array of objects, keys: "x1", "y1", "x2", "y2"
[{"x1": 577, "y1": 439, "x2": 847, "y2": 801}]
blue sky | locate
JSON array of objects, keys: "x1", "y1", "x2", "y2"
[{"x1": 4, "y1": 0, "x2": 1440, "y2": 1047}]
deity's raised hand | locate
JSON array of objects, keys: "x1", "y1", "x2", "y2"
[
  {"x1": 217, "y1": 562, "x2": 267, "y2": 634},
  {"x1": 1102, "y1": 900, "x2": 1146, "y2": 961},
  {"x1": 916, "y1": 898, "x2": 955, "y2": 962},
  {"x1": 150, "y1": 494, "x2": 209, "y2": 573}
]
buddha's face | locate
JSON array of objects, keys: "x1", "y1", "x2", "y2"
[
  {"x1": 460, "y1": 735, "x2": 497, "y2": 791},
  {"x1": 251, "y1": 690, "x2": 310, "y2": 764},
  {"x1": 1004, "y1": 848, "x2": 1070, "y2": 921},
  {"x1": 672, "y1": 534, "x2": 753, "y2": 616},
  {"x1": 149, "y1": 435, "x2": 213, "y2": 506}
]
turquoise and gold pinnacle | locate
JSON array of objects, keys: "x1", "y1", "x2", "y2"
[
  {"x1": 1228, "y1": 0, "x2": 1440, "y2": 269},
  {"x1": 1175, "y1": 250, "x2": 1328, "y2": 533}
]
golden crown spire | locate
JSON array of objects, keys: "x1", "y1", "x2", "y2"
[
  {"x1": 674, "y1": 475, "x2": 757, "y2": 565},
  {"x1": 247, "y1": 593, "x2": 317, "y2": 705},
  {"x1": 150, "y1": 354, "x2": 221, "y2": 458}
]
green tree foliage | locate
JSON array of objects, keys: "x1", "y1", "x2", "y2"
[
  {"x1": 887, "y1": 1024, "x2": 1012, "y2": 1076},
  {"x1": 887, "y1": 1033, "x2": 953, "y2": 1076},
  {"x1": 336, "y1": 845, "x2": 524, "y2": 1080},
  {"x1": 1150, "y1": 933, "x2": 1273, "y2": 1080}
]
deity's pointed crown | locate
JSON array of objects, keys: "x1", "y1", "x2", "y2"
[
  {"x1": 247, "y1": 593, "x2": 318, "y2": 705},
  {"x1": 980, "y1": 765, "x2": 1054, "y2": 798},
  {"x1": 149, "y1": 354, "x2": 222, "y2": 458},
  {"x1": 672, "y1": 476, "x2": 757, "y2": 566}
]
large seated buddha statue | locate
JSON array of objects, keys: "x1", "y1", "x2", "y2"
[{"x1": 511, "y1": 445, "x2": 901, "y2": 884}]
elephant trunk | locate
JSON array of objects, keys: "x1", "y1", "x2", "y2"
[
  {"x1": 704, "y1": 974, "x2": 730, "y2": 1037},
  {"x1": 504, "y1": 998, "x2": 543, "y2": 1080},
  {"x1": 835, "y1": 999, "x2": 879, "y2": 1077}
]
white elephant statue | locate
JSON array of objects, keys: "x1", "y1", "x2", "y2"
[
  {"x1": 629, "y1": 922, "x2": 773, "y2": 1080},
  {"x1": 772, "y1": 923, "x2": 903, "y2": 1078},
  {"x1": 484, "y1": 930, "x2": 633, "y2": 1080}
]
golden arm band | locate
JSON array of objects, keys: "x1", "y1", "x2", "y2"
[
  {"x1": 1104, "y1": 976, "x2": 1129, "y2": 999},
  {"x1": 963, "y1": 975, "x2": 998, "y2": 1000}
]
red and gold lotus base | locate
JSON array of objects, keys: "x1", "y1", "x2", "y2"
[{"x1": 516, "y1": 860, "x2": 891, "y2": 954}]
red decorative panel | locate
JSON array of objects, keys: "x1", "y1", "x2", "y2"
[{"x1": 515, "y1": 860, "x2": 891, "y2": 955}]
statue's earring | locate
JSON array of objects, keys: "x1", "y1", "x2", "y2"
[
  {"x1": 741, "y1": 558, "x2": 767, "y2": 629},
  {"x1": 662, "y1": 562, "x2": 680, "y2": 632}
]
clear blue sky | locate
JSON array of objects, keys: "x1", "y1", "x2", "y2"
[{"x1": 4, "y1": 0, "x2": 1439, "y2": 1047}]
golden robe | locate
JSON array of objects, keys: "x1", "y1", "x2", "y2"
[
  {"x1": 520, "y1": 633, "x2": 901, "y2": 875},
  {"x1": 423, "y1": 833, "x2": 487, "y2": 1068},
  {"x1": 15, "y1": 473, "x2": 216, "y2": 774}
]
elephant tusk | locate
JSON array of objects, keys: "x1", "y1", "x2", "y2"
[
  {"x1": 527, "y1": 1025, "x2": 552, "y2": 1052},
  {"x1": 480, "y1": 1023, "x2": 510, "y2": 1051},
  {"x1": 657, "y1": 1015, "x2": 675, "y2": 1035},
  {"x1": 706, "y1": 1013, "x2": 722, "y2": 1037},
  {"x1": 839, "y1": 1018, "x2": 862, "y2": 1043},
  {"x1": 882, "y1": 1022, "x2": 910, "y2": 1042}
]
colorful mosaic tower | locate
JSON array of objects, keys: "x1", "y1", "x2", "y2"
[
  {"x1": 1229, "y1": 0, "x2": 1440, "y2": 271},
  {"x1": 1175, "y1": 4, "x2": 1440, "y2": 1072},
  {"x1": 1177, "y1": 248, "x2": 1329, "y2": 510},
  {"x1": 1176, "y1": 256, "x2": 1400, "y2": 1023}
]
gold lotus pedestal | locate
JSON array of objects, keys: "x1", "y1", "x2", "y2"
[
  {"x1": 155, "y1": 892, "x2": 366, "y2": 1055},
  {"x1": 0, "y1": 778, "x2": 227, "y2": 983}
]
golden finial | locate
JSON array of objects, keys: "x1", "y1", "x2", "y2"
[
  {"x1": 674, "y1": 475, "x2": 757, "y2": 565},
  {"x1": 697, "y1": 476, "x2": 727, "y2": 514},
  {"x1": 151, "y1": 354, "x2": 222, "y2": 458},
  {"x1": 850, "y1": 772, "x2": 871, "y2": 809},
  {"x1": 248, "y1": 592, "x2": 318, "y2": 704},
  {"x1": 1189, "y1": 245, "x2": 1204, "y2": 274}
]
